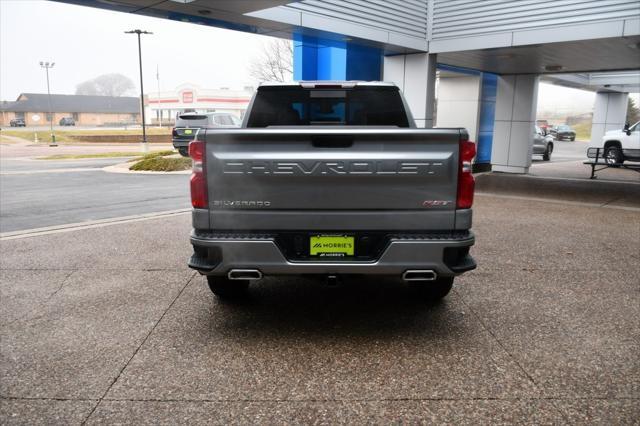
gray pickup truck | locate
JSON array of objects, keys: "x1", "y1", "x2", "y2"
[{"x1": 188, "y1": 81, "x2": 477, "y2": 300}]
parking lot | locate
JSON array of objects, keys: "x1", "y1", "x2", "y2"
[
  {"x1": 1, "y1": 183, "x2": 638, "y2": 424},
  {"x1": 3, "y1": 0, "x2": 640, "y2": 423}
]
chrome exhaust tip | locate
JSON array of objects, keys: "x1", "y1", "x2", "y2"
[
  {"x1": 227, "y1": 269, "x2": 262, "y2": 281},
  {"x1": 402, "y1": 270, "x2": 438, "y2": 281}
]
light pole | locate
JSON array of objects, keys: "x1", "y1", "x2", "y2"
[
  {"x1": 125, "y1": 29, "x2": 152, "y2": 151},
  {"x1": 156, "y1": 64, "x2": 162, "y2": 128},
  {"x1": 39, "y1": 61, "x2": 56, "y2": 146}
]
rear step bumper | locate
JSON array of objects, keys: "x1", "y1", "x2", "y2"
[{"x1": 189, "y1": 231, "x2": 476, "y2": 277}]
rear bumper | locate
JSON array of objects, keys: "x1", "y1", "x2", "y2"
[
  {"x1": 556, "y1": 133, "x2": 575, "y2": 139},
  {"x1": 189, "y1": 231, "x2": 476, "y2": 277},
  {"x1": 172, "y1": 138, "x2": 190, "y2": 149}
]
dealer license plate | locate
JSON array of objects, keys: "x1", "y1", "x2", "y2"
[{"x1": 310, "y1": 235, "x2": 354, "y2": 257}]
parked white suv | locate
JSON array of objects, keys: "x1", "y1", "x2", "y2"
[{"x1": 591, "y1": 121, "x2": 640, "y2": 164}]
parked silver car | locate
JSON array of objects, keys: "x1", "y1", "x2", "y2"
[{"x1": 533, "y1": 126, "x2": 554, "y2": 161}]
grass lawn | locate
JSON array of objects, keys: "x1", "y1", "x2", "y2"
[
  {"x1": 129, "y1": 155, "x2": 192, "y2": 172},
  {"x1": 1, "y1": 128, "x2": 171, "y2": 143},
  {"x1": 572, "y1": 122, "x2": 591, "y2": 141},
  {"x1": 2, "y1": 130, "x2": 73, "y2": 143},
  {"x1": 39, "y1": 152, "x2": 149, "y2": 160},
  {"x1": 126, "y1": 150, "x2": 175, "y2": 162},
  {"x1": 0, "y1": 135, "x2": 18, "y2": 144}
]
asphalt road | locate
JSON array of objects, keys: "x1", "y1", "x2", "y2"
[
  {"x1": 0, "y1": 138, "x2": 596, "y2": 234},
  {"x1": 531, "y1": 139, "x2": 589, "y2": 163},
  {"x1": 0, "y1": 157, "x2": 189, "y2": 233}
]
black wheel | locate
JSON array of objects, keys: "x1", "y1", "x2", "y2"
[
  {"x1": 178, "y1": 147, "x2": 189, "y2": 157},
  {"x1": 542, "y1": 143, "x2": 552, "y2": 161},
  {"x1": 206, "y1": 276, "x2": 249, "y2": 299},
  {"x1": 570, "y1": 137, "x2": 575, "y2": 141},
  {"x1": 409, "y1": 277, "x2": 454, "y2": 301},
  {"x1": 604, "y1": 145, "x2": 623, "y2": 166}
]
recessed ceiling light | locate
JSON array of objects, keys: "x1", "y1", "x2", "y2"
[{"x1": 544, "y1": 65, "x2": 564, "y2": 72}]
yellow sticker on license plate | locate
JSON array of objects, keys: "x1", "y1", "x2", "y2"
[
  {"x1": 310, "y1": 235, "x2": 354, "y2": 256},
  {"x1": 184, "y1": 129, "x2": 193, "y2": 135}
]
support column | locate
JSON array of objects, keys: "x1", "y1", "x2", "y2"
[
  {"x1": 476, "y1": 73, "x2": 497, "y2": 169},
  {"x1": 491, "y1": 74, "x2": 539, "y2": 174},
  {"x1": 590, "y1": 92, "x2": 628, "y2": 145},
  {"x1": 436, "y1": 73, "x2": 482, "y2": 139},
  {"x1": 383, "y1": 53, "x2": 437, "y2": 128}
]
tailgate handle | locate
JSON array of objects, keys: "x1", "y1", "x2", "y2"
[{"x1": 311, "y1": 135, "x2": 353, "y2": 148}]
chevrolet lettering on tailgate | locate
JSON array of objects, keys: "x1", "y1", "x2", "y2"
[{"x1": 222, "y1": 160, "x2": 445, "y2": 175}]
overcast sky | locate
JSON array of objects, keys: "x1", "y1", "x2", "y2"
[
  {"x1": 0, "y1": 0, "x2": 270, "y2": 99},
  {"x1": 1, "y1": 0, "x2": 636, "y2": 116}
]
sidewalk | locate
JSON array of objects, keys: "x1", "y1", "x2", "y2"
[
  {"x1": 530, "y1": 158, "x2": 640, "y2": 183},
  {"x1": 476, "y1": 171, "x2": 640, "y2": 209}
]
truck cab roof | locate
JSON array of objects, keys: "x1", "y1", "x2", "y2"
[{"x1": 258, "y1": 81, "x2": 398, "y2": 89}]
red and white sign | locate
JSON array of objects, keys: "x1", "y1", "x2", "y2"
[{"x1": 182, "y1": 91, "x2": 194, "y2": 103}]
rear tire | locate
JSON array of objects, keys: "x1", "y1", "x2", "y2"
[
  {"x1": 409, "y1": 277, "x2": 454, "y2": 301},
  {"x1": 178, "y1": 147, "x2": 189, "y2": 157},
  {"x1": 206, "y1": 276, "x2": 249, "y2": 299}
]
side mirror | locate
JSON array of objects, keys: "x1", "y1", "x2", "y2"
[{"x1": 626, "y1": 129, "x2": 632, "y2": 136}]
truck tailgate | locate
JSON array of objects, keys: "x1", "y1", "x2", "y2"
[{"x1": 203, "y1": 128, "x2": 462, "y2": 230}]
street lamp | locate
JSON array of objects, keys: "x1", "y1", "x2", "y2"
[
  {"x1": 39, "y1": 61, "x2": 56, "y2": 146},
  {"x1": 125, "y1": 29, "x2": 152, "y2": 152}
]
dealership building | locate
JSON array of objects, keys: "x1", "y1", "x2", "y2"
[
  {"x1": 145, "y1": 83, "x2": 253, "y2": 125},
  {"x1": 55, "y1": 0, "x2": 640, "y2": 173},
  {"x1": 0, "y1": 93, "x2": 140, "y2": 127}
]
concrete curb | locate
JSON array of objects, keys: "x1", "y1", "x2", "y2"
[
  {"x1": 475, "y1": 172, "x2": 640, "y2": 208},
  {"x1": 102, "y1": 160, "x2": 191, "y2": 175}
]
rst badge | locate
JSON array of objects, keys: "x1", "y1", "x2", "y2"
[{"x1": 422, "y1": 200, "x2": 452, "y2": 208}]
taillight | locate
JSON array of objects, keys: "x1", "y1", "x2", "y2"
[
  {"x1": 189, "y1": 140, "x2": 208, "y2": 209},
  {"x1": 456, "y1": 139, "x2": 476, "y2": 209},
  {"x1": 172, "y1": 128, "x2": 178, "y2": 137}
]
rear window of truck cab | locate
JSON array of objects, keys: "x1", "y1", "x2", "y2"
[
  {"x1": 176, "y1": 114, "x2": 209, "y2": 127},
  {"x1": 246, "y1": 86, "x2": 410, "y2": 127}
]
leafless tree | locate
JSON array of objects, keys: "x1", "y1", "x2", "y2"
[
  {"x1": 75, "y1": 73, "x2": 135, "y2": 96},
  {"x1": 627, "y1": 97, "x2": 640, "y2": 124},
  {"x1": 249, "y1": 38, "x2": 293, "y2": 83}
]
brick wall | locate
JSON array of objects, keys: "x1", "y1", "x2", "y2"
[{"x1": 0, "y1": 111, "x2": 140, "y2": 126}]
